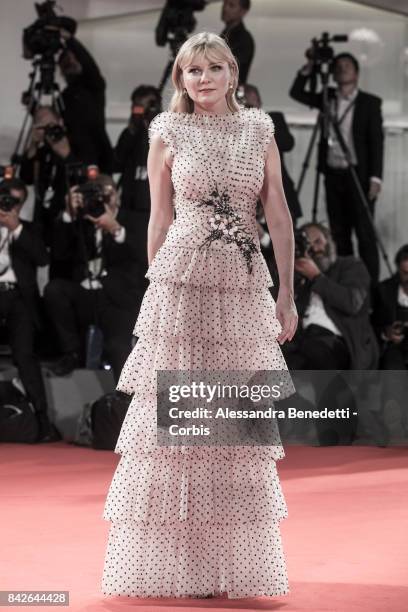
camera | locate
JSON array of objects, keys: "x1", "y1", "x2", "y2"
[
  {"x1": 23, "y1": 1, "x2": 77, "y2": 59},
  {"x1": 294, "y1": 229, "x2": 311, "y2": 259},
  {"x1": 156, "y1": 0, "x2": 206, "y2": 49},
  {"x1": 66, "y1": 163, "x2": 109, "y2": 219},
  {"x1": 0, "y1": 184, "x2": 20, "y2": 213},
  {"x1": 44, "y1": 123, "x2": 66, "y2": 143},
  {"x1": 77, "y1": 183, "x2": 109, "y2": 218},
  {"x1": 305, "y1": 32, "x2": 348, "y2": 78}
]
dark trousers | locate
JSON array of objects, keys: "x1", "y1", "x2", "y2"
[
  {"x1": 44, "y1": 280, "x2": 136, "y2": 382},
  {"x1": 282, "y1": 324, "x2": 356, "y2": 444},
  {"x1": 0, "y1": 289, "x2": 48, "y2": 415},
  {"x1": 283, "y1": 324, "x2": 351, "y2": 370},
  {"x1": 380, "y1": 341, "x2": 408, "y2": 370},
  {"x1": 325, "y1": 168, "x2": 379, "y2": 284}
]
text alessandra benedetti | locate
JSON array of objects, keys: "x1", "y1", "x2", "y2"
[{"x1": 168, "y1": 407, "x2": 353, "y2": 420}]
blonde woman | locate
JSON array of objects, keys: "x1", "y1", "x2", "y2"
[{"x1": 102, "y1": 31, "x2": 297, "y2": 600}]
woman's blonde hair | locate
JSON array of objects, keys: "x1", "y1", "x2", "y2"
[{"x1": 169, "y1": 32, "x2": 241, "y2": 114}]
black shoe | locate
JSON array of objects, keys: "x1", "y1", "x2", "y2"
[
  {"x1": 36, "y1": 414, "x2": 62, "y2": 443},
  {"x1": 36, "y1": 422, "x2": 62, "y2": 443},
  {"x1": 50, "y1": 352, "x2": 80, "y2": 377}
]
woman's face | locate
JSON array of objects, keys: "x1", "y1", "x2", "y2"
[{"x1": 181, "y1": 52, "x2": 232, "y2": 112}]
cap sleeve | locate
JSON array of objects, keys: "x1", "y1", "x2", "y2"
[
  {"x1": 257, "y1": 109, "x2": 275, "y2": 160},
  {"x1": 148, "y1": 111, "x2": 176, "y2": 156}
]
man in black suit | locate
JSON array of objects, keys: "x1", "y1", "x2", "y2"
[
  {"x1": 0, "y1": 178, "x2": 59, "y2": 442},
  {"x1": 289, "y1": 53, "x2": 384, "y2": 284},
  {"x1": 57, "y1": 28, "x2": 113, "y2": 173},
  {"x1": 372, "y1": 244, "x2": 408, "y2": 369},
  {"x1": 220, "y1": 0, "x2": 255, "y2": 84},
  {"x1": 243, "y1": 84, "x2": 302, "y2": 223},
  {"x1": 44, "y1": 175, "x2": 147, "y2": 382},
  {"x1": 371, "y1": 245, "x2": 408, "y2": 440}
]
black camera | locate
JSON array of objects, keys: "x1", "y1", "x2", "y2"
[
  {"x1": 305, "y1": 32, "x2": 348, "y2": 77},
  {"x1": 156, "y1": 0, "x2": 206, "y2": 49},
  {"x1": 23, "y1": 1, "x2": 77, "y2": 59},
  {"x1": 44, "y1": 123, "x2": 66, "y2": 143},
  {"x1": 0, "y1": 184, "x2": 20, "y2": 213},
  {"x1": 66, "y1": 163, "x2": 109, "y2": 219},
  {"x1": 77, "y1": 183, "x2": 109, "y2": 218},
  {"x1": 294, "y1": 229, "x2": 311, "y2": 259}
]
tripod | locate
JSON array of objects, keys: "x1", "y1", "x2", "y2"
[
  {"x1": 11, "y1": 52, "x2": 65, "y2": 175},
  {"x1": 296, "y1": 65, "x2": 392, "y2": 277}
]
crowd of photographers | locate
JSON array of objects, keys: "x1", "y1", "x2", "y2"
[{"x1": 1, "y1": 1, "x2": 407, "y2": 444}]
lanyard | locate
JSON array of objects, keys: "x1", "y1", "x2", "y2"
[{"x1": 334, "y1": 95, "x2": 356, "y2": 126}]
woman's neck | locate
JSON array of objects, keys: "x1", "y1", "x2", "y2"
[{"x1": 193, "y1": 101, "x2": 231, "y2": 116}]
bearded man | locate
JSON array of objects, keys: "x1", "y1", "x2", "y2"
[{"x1": 283, "y1": 222, "x2": 379, "y2": 371}]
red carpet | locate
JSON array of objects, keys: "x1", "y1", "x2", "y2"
[{"x1": 0, "y1": 442, "x2": 407, "y2": 611}]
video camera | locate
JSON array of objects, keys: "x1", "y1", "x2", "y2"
[
  {"x1": 305, "y1": 32, "x2": 348, "y2": 80},
  {"x1": 23, "y1": 1, "x2": 77, "y2": 59},
  {"x1": 156, "y1": 0, "x2": 206, "y2": 50},
  {"x1": 66, "y1": 164, "x2": 111, "y2": 219}
]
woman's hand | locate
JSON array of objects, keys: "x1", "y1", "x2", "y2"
[{"x1": 276, "y1": 290, "x2": 298, "y2": 345}]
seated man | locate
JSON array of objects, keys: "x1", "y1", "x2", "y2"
[
  {"x1": 285, "y1": 222, "x2": 378, "y2": 370},
  {"x1": 373, "y1": 244, "x2": 408, "y2": 369},
  {"x1": 282, "y1": 222, "x2": 379, "y2": 444},
  {"x1": 44, "y1": 174, "x2": 146, "y2": 382},
  {"x1": 371, "y1": 244, "x2": 408, "y2": 439},
  {"x1": 0, "y1": 177, "x2": 59, "y2": 442}
]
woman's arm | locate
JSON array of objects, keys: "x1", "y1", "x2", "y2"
[
  {"x1": 260, "y1": 136, "x2": 298, "y2": 343},
  {"x1": 146, "y1": 134, "x2": 174, "y2": 265}
]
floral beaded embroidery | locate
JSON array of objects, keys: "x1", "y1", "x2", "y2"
[{"x1": 197, "y1": 184, "x2": 259, "y2": 274}]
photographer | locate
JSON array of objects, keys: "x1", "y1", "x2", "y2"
[
  {"x1": 20, "y1": 105, "x2": 75, "y2": 276},
  {"x1": 113, "y1": 85, "x2": 162, "y2": 279},
  {"x1": 243, "y1": 83, "x2": 302, "y2": 224},
  {"x1": 284, "y1": 222, "x2": 378, "y2": 371},
  {"x1": 220, "y1": 0, "x2": 254, "y2": 84},
  {"x1": 0, "y1": 177, "x2": 59, "y2": 443},
  {"x1": 373, "y1": 245, "x2": 408, "y2": 370},
  {"x1": 58, "y1": 29, "x2": 113, "y2": 173},
  {"x1": 371, "y1": 245, "x2": 408, "y2": 441},
  {"x1": 43, "y1": 174, "x2": 146, "y2": 382},
  {"x1": 283, "y1": 222, "x2": 379, "y2": 444},
  {"x1": 114, "y1": 85, "x2": 162, "y2": 212},
  {"x1": 289, "y1": 52, "x2": 384, "y2": 284}
]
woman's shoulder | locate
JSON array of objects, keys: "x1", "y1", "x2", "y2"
[
  {"x1": 241, "y1": 107, "x2": 275, "y2": 134},
  {"x1": 149, "y1": 110, "x2": 174, "y2": 131},
  {"x1": 148, "y1": 111, "x2": 178, "y2": 153}
]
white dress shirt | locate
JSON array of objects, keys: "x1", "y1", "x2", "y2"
[
  {"x1": 302, "y1": 291, "x2": 343, "y2": 336},
  {"x1": 327, "y1": 88, "x2": 359, "y2": 169},
  {"x1": 398, "y1": 285, "x2": 408, "y2": 308},
  {"x1": 0, "y1": 224, "x2": 23, "y2": 283}
]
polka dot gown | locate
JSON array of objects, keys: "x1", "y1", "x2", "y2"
[{"x1": 101, "y1": 107, "x2": 295, "y2": 599}]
